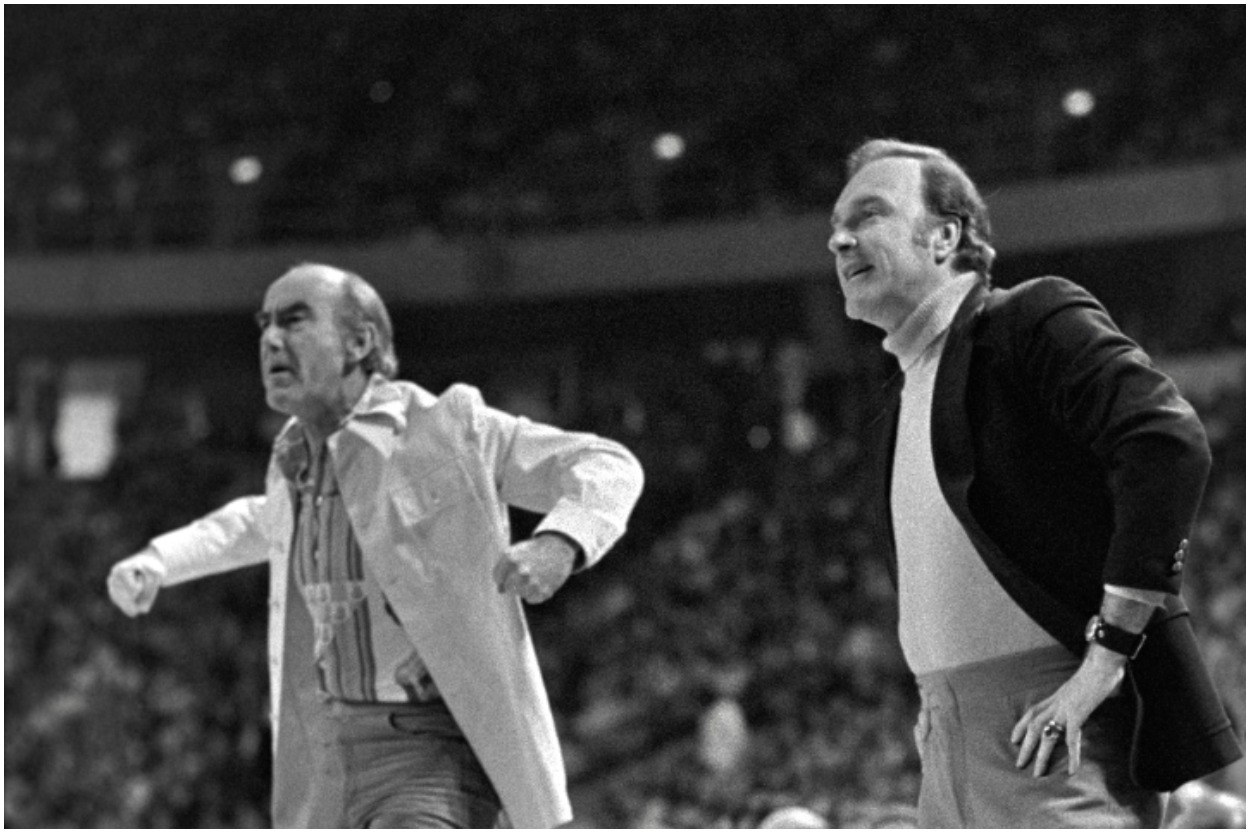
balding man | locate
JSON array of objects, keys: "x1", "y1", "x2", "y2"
[{"x1": 108, "y1": 263, "x2": 645, "y2": 828}]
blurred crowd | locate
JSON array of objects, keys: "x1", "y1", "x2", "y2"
[
  {"x1": 5, "y1": 334, "x2": 1244, "y2": 827},
  {"x1": 5, "y1": 7, "x2": 1244, "y2": 826},
  {"x1": 6, "y1": 6, "x2": 1244, "y2": 251}
]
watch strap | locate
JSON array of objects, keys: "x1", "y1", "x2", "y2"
[{"x1": 1087, "y1": 614, "x2": 1147, "y2": 660}]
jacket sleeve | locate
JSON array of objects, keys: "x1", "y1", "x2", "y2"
[
  {"x1": 1010, "y1": 277, "x2": 1211, "y2": 594},
  {"x1": 148, "y1": 495, "x2": 273, "y2": 586},
  {"x1": 451, "y1": 385, "x2": 645, "y2": 568}
]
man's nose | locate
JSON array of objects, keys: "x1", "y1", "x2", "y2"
[
  {"x1": 828, "y1": 226, "x2": 856, "y2": 255},
  {"x1": 260, "y1": 323, "x2": 283, "y2": 351}
]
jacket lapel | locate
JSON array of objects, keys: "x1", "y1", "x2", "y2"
[
  {"x1": 874, "y1": 282, "x2": 988, "y2": 587},
  {"x1": 872, "y1": 370, "x2": 904, "y2": 587},
  {"x1": 930, "y1": 283, "x2": 988, "y2": 520}
]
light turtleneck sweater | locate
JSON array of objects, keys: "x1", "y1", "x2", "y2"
[{"x1": 884, "y1": 274, "x2": 1059, "y2": 675}]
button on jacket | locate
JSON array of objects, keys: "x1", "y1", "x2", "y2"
[{"x1": 147, "y1": 379, "x2": 645, "y2": 828}]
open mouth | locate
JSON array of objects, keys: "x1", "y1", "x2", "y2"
[
  {"x1": 843, "y1": 264, "x2": 873, "y2": 283},
  {"x1": 266, "y1": 363, "x2": 295, "y2": 381}
]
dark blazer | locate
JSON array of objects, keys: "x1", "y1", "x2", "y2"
[{"x1": 872, "y1": 275, "x2": 1241, "y2": 791}]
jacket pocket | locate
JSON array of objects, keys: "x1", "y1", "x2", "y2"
[{"x1": 388, "y1": 459, "x2": 473, "y2": 528}]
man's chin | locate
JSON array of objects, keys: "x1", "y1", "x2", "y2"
[
  {"x1": 843, "y1": 296, "x2": 870, "y2": 323},
  {"x1": 264, "y1": 388, "x2": 298, "y2": 416},
  {"x1": 843, "y1": 299, "x2": 891, "y2": 332}
]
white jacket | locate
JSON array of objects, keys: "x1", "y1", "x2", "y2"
[{"x1": 148, "y1": 379, "x2": 644, "y2": 828}]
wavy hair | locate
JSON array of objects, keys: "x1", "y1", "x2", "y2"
[{"x1": 846, "y1": 139, "x2": 997, "y2": 283}]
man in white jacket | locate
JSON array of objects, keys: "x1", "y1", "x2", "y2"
[{"x1": 107, "y1": 263, "x2": 645, "y2": 828}]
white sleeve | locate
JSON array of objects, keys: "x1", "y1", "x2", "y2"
[
  {"x1": 458, "y1": 385, "x2": 644, "y2": 568},
  {"x1": 1103, "y1": 583, "x2": 1168, "y2": 608},
  {"x1": 149, "y1": 495, "x2": 272, "y2": 585}
]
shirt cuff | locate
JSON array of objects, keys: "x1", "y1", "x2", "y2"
[
  {"x1": 1104, "y1": 583, "x2": 1168, "y2": 608},
  {"x1": 534, "y1": 500, "x2": 623, "y2": 570}
]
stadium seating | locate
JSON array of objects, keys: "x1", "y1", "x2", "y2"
[
  {"x1": 5, "y1": 7, "x2": 1244, "y2": 251},
  {"x1": 5, "y1": 338, "x2": 1243, "y2": 826},
  {"x1": 3, "y1": 7, "x2": 1243, "y2": 826}
]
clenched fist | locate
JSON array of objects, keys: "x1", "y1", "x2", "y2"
[
  {"x1": 493, "y1": 533, "x2": 581, "y2": 604},
  {"x1": 107, "y1": 549, "x2": 167, "y2": 617}
]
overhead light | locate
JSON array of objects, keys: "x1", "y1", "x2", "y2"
[
  {"x1": 1062, "y1": 88, "x2": 1096, "y2": 119},
  {"x1": 229, "y1": 156, "x2": 263, "y2": 185},
  {"x1": 652, "y1": 132, "x2": 686, "y2": 161}
]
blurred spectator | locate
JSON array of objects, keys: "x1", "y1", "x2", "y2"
[
  {"x1": 5, "y1": 7, "x2": 1244, "y2": 251},
  {"x1": 697, "y1": 697, "x2": 750, "y2": 774},
  {"x1": 758, "y1": 805, "x2": 829, "y2": 828}
]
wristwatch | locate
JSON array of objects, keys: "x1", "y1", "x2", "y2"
[{"x1": 1085, "y1": 614, "x2": 1147, "y2": 660}]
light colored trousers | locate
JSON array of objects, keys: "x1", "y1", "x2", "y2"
[
  {"x1": 272, "y1": 575, "x2": 501, "y2": 828},
  {"x1": 278, "y1": 698, "x2": 501, "y2": 828},
  {"x1": 914, "y1": 646, "x2": 1164, "y2": 828}
]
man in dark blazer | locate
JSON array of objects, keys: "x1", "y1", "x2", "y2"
[{"x1": 828, "y1": 138, "x2": 1240, "y2": 827}]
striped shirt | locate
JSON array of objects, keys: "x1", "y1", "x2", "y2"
[{"x1": 282, "y1": 431, "x2": 440, "y2": 703}]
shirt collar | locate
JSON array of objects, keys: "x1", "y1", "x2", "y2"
[
  {"x1": 273, "y1": 375, "x2": 404, "y2": 481},
  {"x1": 882, "y1": 273, "x2": 981, "y2": 372}
]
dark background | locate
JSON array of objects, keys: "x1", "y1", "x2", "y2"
[{"x1": 5, "y1": 6, "x2": 1244, "y2": 828}]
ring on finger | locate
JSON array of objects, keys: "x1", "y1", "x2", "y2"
[{"x1": 1042, "y1": 720, "x2": 1066, "y2": 740}]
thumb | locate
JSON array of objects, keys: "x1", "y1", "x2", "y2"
[
  {"x1": 107, "y1": 570, "x2": 141, "y2": 616},
  {"x1": 493, "y1": 549, "x2": 517, "y2": 592},
  {"x1": 134, "y1": 571, "x2": 160, "y2": 613}
]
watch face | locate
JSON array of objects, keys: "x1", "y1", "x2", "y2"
[{"x1": 1085, "y1": 616, "x2": 1100, "y2": 641}]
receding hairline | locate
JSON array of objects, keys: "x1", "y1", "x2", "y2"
[
  {"x1": 832, "y1": 155, "x2": 927, "y2": 221},
  {"x1": 267, "y1": 263, "x2": 352, "y2": 295},
  {"x1": 264, "y1": 265, "x2": 380, "y2": 322},
  {"x1": 847, "y1": 137, "x2": 961, "y2": 173},
  {"x1": 262, "y1": 263, "x2": 393, "y2": 333}
]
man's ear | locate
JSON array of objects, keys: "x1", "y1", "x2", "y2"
[
  {"x1": 345, "y1": 322, "x2": 377, "y2": 367},
  {"x1": 932, "y1": 217, "x2": 962, "y2": 264}
]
